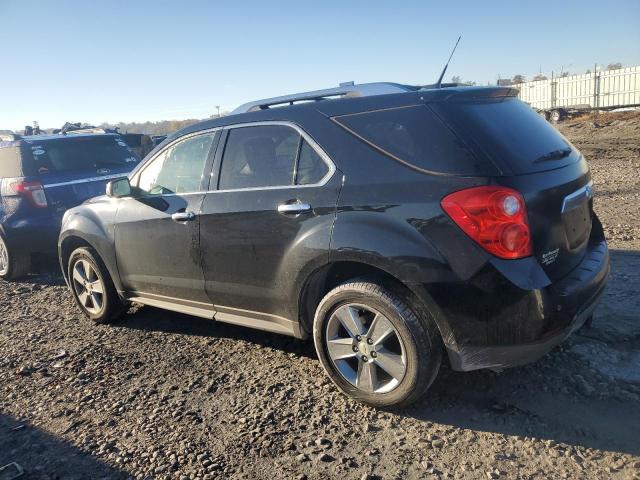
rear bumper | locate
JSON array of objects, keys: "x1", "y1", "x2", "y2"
[
  {"x1": 443, "y1": 237, "x2": 610, "y2": 372},
  {"x1": 1, "y1": 215, "x2": 61, "y2": 255}
]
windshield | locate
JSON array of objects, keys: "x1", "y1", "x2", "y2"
[
  {"x1": 28, "y1": 136, "x2": 139, "y2": 174},
  {"x1": 431, "y1": 98, "x2": 577, "y2": 174}
]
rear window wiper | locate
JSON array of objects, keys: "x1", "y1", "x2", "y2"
[{"x1": 533, "y1": 147, "x2": 572, "y2": 163}]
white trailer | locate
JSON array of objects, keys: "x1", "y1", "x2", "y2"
[{"x1": 509, "y1": 65, "x2": 640, "y2": 122}]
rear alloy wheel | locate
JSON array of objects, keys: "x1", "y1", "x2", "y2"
[
  {"x1": 0, "y1": 234, "x2": 30, "y2": 281},
  {"x1": 314, "y1": 280, "x2": 441, "y2": 408},
  {"x1": 68, "y1": 247, "x2": 123, "y2": 323},
  {"x1": 325, "y1": 303, "x2": 407, "y2": 393}
]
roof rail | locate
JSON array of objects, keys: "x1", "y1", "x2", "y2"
[
  {"x1": 230, "y1": 82, "x2": 417, "y2": 115},
  {"x1": 65, "y1": 127, "x2": 111, "y2": 135}
]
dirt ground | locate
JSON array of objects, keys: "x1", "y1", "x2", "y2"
[{"x1": 1, "y1": 112, "x2": 639, "y2": 480}]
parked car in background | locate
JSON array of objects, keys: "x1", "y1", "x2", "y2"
[
  {"x1": 58, "y1": 82, "x2": 609, "y2": 407},
  {"x1": 0, "y1": 133, "x2": 139, "y2": 279},
  {"x1": 151, "y1": 135, "x2": 168, "y2": 148},
  {"x1": 119, "y1": 133, "x2": 154, "y2": 159}
]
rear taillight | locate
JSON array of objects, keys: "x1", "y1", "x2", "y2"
[
  {"x1": 10, "y1": 180, "x2": 48, "y2": 208},
  {"x1": 441, "y1": 186, "x2": 532, "y2": 259}
]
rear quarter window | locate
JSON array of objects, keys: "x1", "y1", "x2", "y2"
[{"x1": 332, "y1": 104, "x2": 498, "y2": 176}]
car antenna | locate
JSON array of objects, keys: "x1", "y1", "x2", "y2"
[{"x1": 435, "y1": 35, "x2": 462, "y2": 88}]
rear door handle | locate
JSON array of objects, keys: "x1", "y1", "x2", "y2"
[
  {"x1": 277, "y1": 203, "x2": 312, "y2": 214},
  {"x1": 171, "y1": 211, "x2": 197, "y2": 222}
]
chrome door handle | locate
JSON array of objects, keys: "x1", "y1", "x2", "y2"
[
  {"x1": 277, "y1": 203, "x2": 311, "y2": 214},
  {"x1": 171, "y1": 211, "x2": 196, "y2": 222}
]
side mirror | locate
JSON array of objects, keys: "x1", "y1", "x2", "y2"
[{"x1": 106, "y1": 177, "x2": 132, "y2": 198}]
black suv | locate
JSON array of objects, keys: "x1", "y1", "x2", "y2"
[{"x1": 58, "y1": 83, "x2": 609, "y2": 407}]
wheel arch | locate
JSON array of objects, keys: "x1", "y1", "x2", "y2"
[
  {"x1": 59, "y1": 229, "x2": 123, "y2": 293},
  {"x1": 59, "y1": 235, "x2": 94, "y2": 283},
  {"x1": 298, "y1": 259, "x2": 455, "y2": 354}
]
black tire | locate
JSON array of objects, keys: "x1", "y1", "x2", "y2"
[
  {"x1": 67, "y1": 246, "x2": 123, "y2": 324},
  {"x1": 550, "y1": 109, "x2": 562, "y2": 123},
  {"x1": 0, "y1": 233, "x2": 30, "y2": 281},
  {"x1": 313, "y1": 280, "x2": 442, "y2": 408}
]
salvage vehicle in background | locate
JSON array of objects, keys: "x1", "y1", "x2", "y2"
[
  {"x1": 118, "y1": 133, "x2": 154, "y2": 159},
  {"x1": 511, "y1": 65, "x2": 640, "y2": 122},
  {"x1": 151, "y1": 135, "x2": 168, "y2": 148},
  {"x1": 58, "y1": 82, "x2": 609, "y2": 407},
  {"x1": 0, "y1": 133, "x2": 139, "y2": 279}
]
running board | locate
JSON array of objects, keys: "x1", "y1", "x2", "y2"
[{"x1": 125, "y1": 292, "x2": 301, "y2": 337}]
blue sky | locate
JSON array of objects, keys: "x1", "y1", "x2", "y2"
[{"x1": 1, "y1": 0, "x2": 639, "y2": 130}]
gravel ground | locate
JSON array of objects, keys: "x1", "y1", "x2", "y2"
[{"x1": 1, "y1": 112, "x2": 639, "y2": 480}]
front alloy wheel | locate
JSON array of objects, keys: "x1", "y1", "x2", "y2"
[
  {"x1": 67, "y1": 246, "x2": 123, "y2": 323},
  {"x1": 71, "y1": 258, "x2": 105, "y2": 315}
]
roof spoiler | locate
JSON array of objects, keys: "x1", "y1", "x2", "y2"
[{"x1": 440, "y1": 86, "x2": 520, "y2": 101}]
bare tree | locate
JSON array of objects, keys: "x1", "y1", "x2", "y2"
[
  {"x1": 512, "y1": 74, "x2": 526, "y2": 84},
  {"x1": 607, "y1": 62, "x2": 623, "y2": 70},
  {"x1": 533, "y1": 74, "x2": 548, "y2": 81}
]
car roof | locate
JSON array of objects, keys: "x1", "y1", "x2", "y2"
[{"x1": 169, "y1": 85, "x2": 517, "y2": 143}]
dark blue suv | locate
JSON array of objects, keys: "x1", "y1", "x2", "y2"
[{"x1": 0, "y1": 133, "x2": 139, "y2": 280}]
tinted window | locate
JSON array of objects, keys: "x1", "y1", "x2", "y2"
[
  {"x1": 219, "y1": 125, "x2": 300, "y2": 189},
  {"x1": 431, "y1": 98, "x2": 575, "y2": 174},
  {"x1": 138, "y1": 132, "x2": 215, "y2": 194},
  {"x1": 296, "y1": 140, "x2": 329, "y2": 185},
  {"x1": 333, "y1": 105, "x2": 496, "y2": 175},
  {"x1": 28, "y1": 136, "x2": 138, "y2": 174}
]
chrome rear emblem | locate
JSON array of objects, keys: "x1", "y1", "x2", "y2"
[{"x1": 97, "y1": 168, "x2": 110, "y2": 175}]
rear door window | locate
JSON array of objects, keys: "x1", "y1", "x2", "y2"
[
  {"x1": 332, "y1": 105, "x2": 498, "y2": 175},
  {"x1": 218, "y1": 124, "x2": 331, "y2": 190},
  {"x1": 296, "y1": 140, "x2": 329, "y2": 185},
  {"x1": 29, "y1": 136, "x2": 138, "y2": 175},
  {"x1": 431, "y1": 98, "x2": 577, "y2": 174}
]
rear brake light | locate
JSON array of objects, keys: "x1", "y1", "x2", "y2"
[
  {"x1": 11, "y1": 180, "x2": 48, "y2": 208},
  {"x1": 441, "y1": 186, "x2": 532, "y2": 259}
]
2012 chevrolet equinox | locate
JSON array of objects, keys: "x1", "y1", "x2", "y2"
[{"x1": 58, "y1": 83, "x2": 609, "y2": 407}]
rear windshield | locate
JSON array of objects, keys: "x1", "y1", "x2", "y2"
[
  {"x1": 26, "y1": 136, "x2": 138, "y2": 175},
  {"x1": 332, "y1": 105, "x2": 498, "y2": 175},
  {"x1": 431, "y1": 98, "x2": 576, "y2": 174}
]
